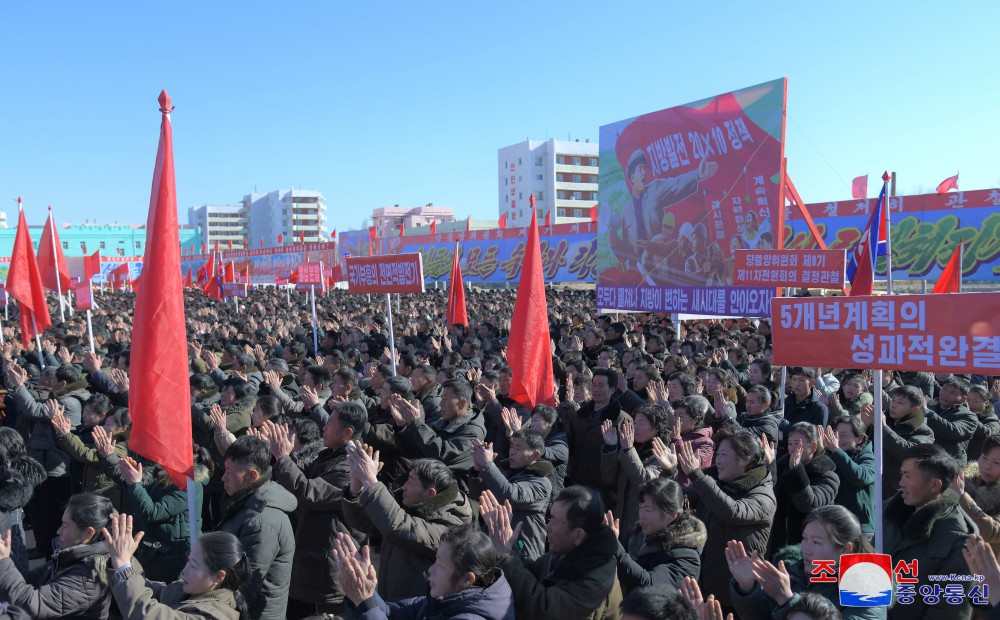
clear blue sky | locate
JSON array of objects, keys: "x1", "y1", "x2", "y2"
[{"x1": 2, "y1": 2, "x2": 997, "y2": 233}]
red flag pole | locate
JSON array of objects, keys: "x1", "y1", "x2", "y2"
[
  {"x1": 883, "y1": 171, "x2": 893, "y2": 296},
  {"x1": 47, "y1": 208, "x2": 66, "y2": 321}
]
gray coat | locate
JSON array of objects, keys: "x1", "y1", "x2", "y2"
[
  {"x1": 471, "y1": 459, "x2": 553, "y2": 561},
  {"x1": 0, "y1": 540, "x2": 111, "y2": 619},
  {"x1": 342, "y1": 480, "x2": 474, "y2": 602},
  {"x1": 110, "y1": 565, "x2": 239, "y2": 620},
  {"x1": 926, "y1": 401, "x2": 978, "y2": 467},
  {"x1": 216, "y1": 479, "x2": 297, "y2": 620},
  {"x1": 12, "y1": 380, "x2": 90, "y2": 477},
  {"x1": 600, "y1": 442, "x2": 664, "y2": 539}
]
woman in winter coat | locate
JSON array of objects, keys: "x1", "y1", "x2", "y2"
[
  {"x1": 105, "y1": 516, "x2": 250, "y2": 620},
  {"x1": 606, "y1": 477, "x2": 706, "y2": 596},
  {"x1": 53, "y1": 406, "x2": 131, "y2": 510},
  {"x1": 766, "y1": 422, "x2": 840, "y2": 559},
  {"x1": 678, "y1": 426, "x2": 776, "y2": 616},
  {"x1": 338, "y1": 525, "x2": 515, "y2": 620},
  {"x1": 730, "y1": 505, "x2": 886, "y2": 620},
  {"x1": 0, "y1": 493, "x2": 114, "y2": 619},
  {"x1": 954, "y1": 435, "x2": 1000, "y2": 555},
  {"x1": 820, "y1": 415, "x2": 875, "y2": 536},
  {"x1": 827, "y1": 372, "x2": 874, "y2": 418},
  {"x1": 600, "y1": 404, "x2": 670, "y2": 537},
  {"x1": 98, "y1": 433, "x2": 212, "y2": 583},
  {"x1": 670, "y1": 396, "x2": 714, "y2": 486},
  {"x1": 966, "y1": 385, "x2": 1000, "y2": 461}
]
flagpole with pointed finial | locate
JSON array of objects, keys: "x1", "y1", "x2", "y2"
[
  {"x1": 883, "y1": 171, "x2": 893, "y2": 296},
  {"x1": 48, "y1": 207, "x2": 66, "y2": 322},
  {"x1": 871, "y1": 169, "x2": 892, "y2": 555}
]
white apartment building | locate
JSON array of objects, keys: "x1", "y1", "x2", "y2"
[
  {"x1": 244, "y1": 189, "x2": 327, "y2": 248},
  {"x1": 372, "y1": 204, "x2": 454, "y2": 238},
  {"x1": 188, "y1": 204, "x2": 248, "y2": 250},
  {"x1": 498, "y1": 138, "x2": 599, "y2": 227}
]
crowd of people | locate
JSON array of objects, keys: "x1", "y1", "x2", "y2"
[{"x1": 0, "y1": 285, "x2": 999, "y2": 620}]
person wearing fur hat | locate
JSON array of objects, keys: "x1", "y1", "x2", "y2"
[
  {"x1": 0, "y1": 429, "x2": 46, "y2": 574},
  {"x1": 953, "y1": 435, "x2": 1000, "y2": 555},
  {"x1": 606, "y1": 477, "x2": 705, "y2": 596}
]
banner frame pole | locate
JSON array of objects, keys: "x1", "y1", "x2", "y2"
[
  {"x1": 386, "y1": 293, "x2": 397, "y2": 376},
  {"x1": 310, "y1": 285, "x2": 318, "y2": 355}
]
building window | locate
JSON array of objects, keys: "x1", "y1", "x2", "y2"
[
  {"x1": 573, "y1": 174, "x2": 582, "y2": 183},
  {"x1": 519, "y1": 193, "x2": 523, "y2": 200},
  {"x1": 556, "y1": 156, "x2": 564, "y2": 164},
  {"x1": 537, "y1": 191, "x2": 544, "y2": 201},
  {"x1": 557, "y1": 190, "x2": 565, "y2": 200},
  {"x1": 518, "y1": 158, "x2": 522, "y2": 165},
  {"x1": 505, "y1": 178, "x2": 508, "y2": 185},
  {"x1": 556, "y1": 173, "x2": 564, "y2": 182},
  {"x1": 573, "y1": 157, "x2": 581, "y2": 165},
  {"x1": 100, "y1": 241, "x2": 106, "y2": 249},
  {"x1": 62, "y1": 242, "x2": 68, "y2": 250},
  {"x1": 536, "y1": 174, "x2": 542, "y2": 180},
  {"x1": 135, "y1": 241, "x2": 142, "y2": 249},
  {"x1": 574, "y1": 191, "x2": 583, "y2": 200}
]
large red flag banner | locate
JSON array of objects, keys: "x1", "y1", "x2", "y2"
[
  {"x1": 37, "y1": 208, "x2": 72, "y2": 294},
  {"x1": 507, "y1": 207, "x2": 555, "y2": 409},
  {"x1": 596, "y1": 78, "x2": 786, "y2": 317},
  {"x1": 128, "y1": 91, "x2": 193, "y2": 488},
  {"x1": 7, "y1": 207, "x2": 53, "y2": 346},
  {"x1": 446, "y1": 244, "x2": 468, "y2": 327},
  {"x1": 931, "y1": 244, "x2": 963, "y2": 294},
  {"x1": 771, "y1": 293, "x2": 1000, "y2": 375}
]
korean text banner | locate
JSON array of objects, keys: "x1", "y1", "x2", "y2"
[
  {"x1": 346, "y1": 253, "x2": 424, "y2": 294},
  {"x1": 596, "y1": 78, "x2": 787, "y2": 315},
  {"x1": 784, "y1": 188, "x2": 1000, "y2": 281},
  {"x1": 378, "y1": 223, "x2": 598, "y2": 284},
  {"x1": 734, "y1": 249, "x2": 845, "y2": 289},
  {"x1": 771, "y1": 294, "x2": 1000, "y2": 374}
]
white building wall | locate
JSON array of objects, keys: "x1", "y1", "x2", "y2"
[{"x1": 499, "y1": 138, "x2": 598, "y2": 227}]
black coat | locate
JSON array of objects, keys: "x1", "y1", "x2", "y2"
[
  {"x1": 766, "y1": 453, "x2": 839, "y2": 558},
  {"x1": 614, "y1": 512, "x2": 706, "y2": 595}
]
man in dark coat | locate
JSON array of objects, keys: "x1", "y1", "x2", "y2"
[
  {"x1": 218, "y1": 435, "x2": 297, "y2": 620},
  {"x1": 877, "y1": 386, "x2": 937, "y2": 493},
  {"x1": 925, "y1": 376, "x2": 978, "y2": 467},
  {"x1": 269, "y1": 400, "x2": 367, "y2": 617},
  {"x1": 780, "y1": 367, "x2": 829, "y2": 455},
  {"x1": 884, "y1": 444, "x2": 975, "y2": 620},
  {"x1": 565, "y1": 368, "x2": 632, "y2": 503}
]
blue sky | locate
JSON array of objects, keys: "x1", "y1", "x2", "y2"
[{"x1": 2, "y1": 2, "x2": 997, "y2": 233}]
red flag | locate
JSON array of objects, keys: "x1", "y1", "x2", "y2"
[
  {"x1": 507, "y1": 207, "x2": 555, "y2": 409},
  {"x1": 936, "y1": 173, "x2": 959, "y2": 194},
  {"x1": 932, "y1": 243, "x2": 963, "y2": 294},
  {"x1": 196, "y1": 265, "x2": 207, "y2": 286},
  {"x1": 544, "y1": 211, "x2": 551, "y2": 227},
  {"x1": 368, "y1": 226, "x2": 377, "y2": 256},
  {"x1": 288, "y1": 268, "x2": 300, "y2": 284},
  {"x1": 259, "y1": 236, "x2": 264, "y2": 248},
  {"x1": 201, "y1": 243, "x2": 207, "y2": 254},
  {"x1": 7, "y1": 207, "x2": 53, "y2": 346},
  {"x1": 331, "y1": 228, "x2": 337, "y2": 240},
  {"x1": 446, "y1": 243, "x2": 468, "y2": 327},
  {"x1": 529, "y1": 193, "x2": 536, "y2": 208},
  {"x1": 110, "y1": 263, "x2": 130, "y2": 288},
  {"x1": 398, "y1": 223, "x2": 405, "y2": 237},
  {"x1": 213, "y1": 241, "x2": 219, "y2": 254},
  {"x1": 37, "y1": 209, "x2": 72, "y2": 296},
  {"x1": 498, "y1": 214, "x2": 507, "y2": 230},
  {"x1": 202, "y1": 252, "x2": 224, "y2": 300},
  {"x1": 227, "y1": 240, "x2": 233, "y2": 249},
  {"x1": 128, "y1": 91, "x2": 193, "y2": 488},
  {"x1": 277, "y1": 233, "x2": 283, "y2": 245},
  {"x1": 83, "y1": 250, "x2": 102, "y2": 282},
  {"x1": 368, "y1": 226, "x2": 377, "y2": 240},
  {"x1": 299, "y1": 231, "x2": 305, "y2": 244},
  {"x1": 183, "y1": 268, "x2": 194, "y2": 289},
  {"x1": 430, "y1": 220, "x2": 437, "y2": 234},
  {"x1": 224, "y1": 261, "x2": 235, "y2": 284},
  {"x1": 851, "y1": 175, "x2": 868, "y2": 199},
  {"x1": 847, "y1": 185, "x2": 888, "y2": 296},
  {"x1": 131, "y1": 273, "x2": 142, "y2": 294},
  {"x1": 82, "y1": 242, "x2": 88, "y2": 254},
  {"x1": 589, "y1": 205, "x2": 598, "y2": 223}
]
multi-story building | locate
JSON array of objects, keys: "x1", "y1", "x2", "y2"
[
  {"x1": 0, "y1": 222, "x2": 200, "y2": 258},
  {"x1": 244, "y1": 189, "x2": 328, "y2": 248},
  {"x1": 188, "y1": 204, "x2": 248, "y2": 250},
  {"x1": 372, "y1": 204, "x2": 454, "y2": 238},
  {"x1": 498, "y1": 138, "x2": 599, "y2": 227}
]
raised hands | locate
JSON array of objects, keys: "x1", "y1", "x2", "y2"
[
  {"x1": 57, "y1": 346, "x2": 73, "y2": 365},
  {"x1": 209, "y1": 404, "x2": 227, "y2": 433},
  {"x1": 101, "y1": 513, "x2": 145, "y2": 570},
  {"x1": 603, "y1": 510, "x2": 620, "y2": 540},
  {"x1": 676, "y1": 441, "x2": 701, "y2": 475},
  {"x1": 474, "y1": 382, "x2": 497, "y2": 405},
  {"x1": 725, "y1": 539, "x2": 758, "y2": 594},
  {"x1": 651, "y1": 436, "x2": 678, "y2": 471},
  {"x1": 788, "y1": 444, "x2": 804, "y2": 469},
  {"x1": 760, "y1": 433, "x2": 775, "y2": 465},
  {"x1": 500, "y1": 407, "x2": 522, "y2": 438},
  {"x1": 618, "y1": 418, "x2": 635, "y2": 450},
  {"x1": 388, "y1": 393, "x2": 422, "y2": 427},
  {"x1": 963, "y1": 535, "x2": 1000, "y2": 606},
  {"x1": 332, "y1": 533, "x2": 377, "y2": 605},
  {"x1": 3, "y1": 362, "x2": 27, "y2": 389},
  {"x1": 49, "y1": 402, "x2": 71, "y2": 436},
  {"x1": 480, "y1": 490, "x2": 522, "y2": 556},
  {"x1": 300, "y1": 385, "x2": 320, "y2": 409},
  {"x1": 819, "y1": 425, "x2": 839, "y2": 453},
  {"x1": 118, "y1": 456, "x2": 144, "y2": 485},
  {"x1": 262, "y1": 420, "x2": 294, "y2": 460},
  {"x1": 471, "y1": 439, "x2": 496, "y2": 471},
  {"x1": 83, "y1": 351, "x2": 102, "y2": 374},
  {"x1": 601, "y1": 419, "x2": 618, "y2": 446},
  {"x1": 110, "y1": 368, "x2": 130, "y2": 393},
  {"x1": 92, "y1": 424, "x2": 117, "y2": 458},
  {"x1": 751, "y1": 558, "x2": 793, "y2": 605},
  {"x1": 345, "y1": 440, "x2": 381, "y2": 491},
  {"x1": 263, "y1": 370, "x2": 283, "y2": 391},
  {"x1": 200, "y1": 349, "x2": 219, "y2": 371}
]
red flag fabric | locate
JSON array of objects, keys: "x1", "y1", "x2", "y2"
[
  {"x1": 201, "y1": 243, "x2": 206, "y2": 254},
  {"x1": 110, "y1": 263, "x2": 130, "y2": 287},
  {"x1": 224, "y1": 261, "x2": 235, "y2": 283},
  {"x1": 507, "y1": 207, "x2": 555, "y2": 409},
  {"x1": 936, "y1": 173, "x2": 959, "y2": 194},
  {"x1": 183, "y1": 268, "x2": 194, "y2": 289},
  {"x1": 202, "y1": 252, "x2": 224, "y2": 300},
  {"x1": 498, "y1": 214, "x2": 507, "y2": 230},
  {"x1": 277, "y1": 233, "x2": 283, "y2": 245},
  {"x1": 331, "y1": 228, "x2": 337, "y2": 240},
  {"x1": 932, "y1": 243, "x2": 963, "y2": 293},
  {"x1": 530, "y1": 193, "x2": 536, "y2": 208},
  {"x1": 259, "y1": 237, "x2": 264, "y2": 248},
  {"x1": 299, "y1": 232, "x2": 305, "y2": 244},
  {"x1": 398, "y1": 223, "x2": 405, "y2": 237},
  {"x1": 851, "y1": 175, "x2": 868, "y2": 199},
  {"x1": 544, "y1": 211, "x2": 551, "y2": 227},
  {"x1": 196, "y1": 265, "x2": 207, "y2": 286},
  {"x1": 128, "y1": 91, "x2": 193, "y2": 489},
  {"x1": 446, "y1": 243, "x2": 468, "y2": 327},
  {"x1": 589, "y1": 205, "x2": 598, "y2": 223},
  {"x1": 288, "y1": 268, "x2": 300, "y2": 284},
  {"x1": 83, "y1": 250, "x2": 102, "y2": 282},
  {"x1": 430, "y1": 220, "x2": 437, "y2": 234},
  {"x1": 37, "y1": 210, "x2": 72, "y2": 295},
  {"x1": 213, "y1": 241, "x2": 219, "y2": 254},
  {"x1": 368, "y1": 226, "x2": 377, "y2": 240},
  {"x1": 227, "y1": 240, "x2": 233, "y2": 250},
  {"x1": 131, "y1": 273, "x2": 142, "y2": 294},
  {"x1": 7, "y1": 208, "x2": 53, "y2": 346}
]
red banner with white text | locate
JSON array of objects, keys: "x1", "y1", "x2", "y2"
[
  {"x1": 346, "y1": 253, "x2": 425, "y2": 294},
  {"x1": 734, "y1": 249, "x2": 845, "y2": 288}
]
